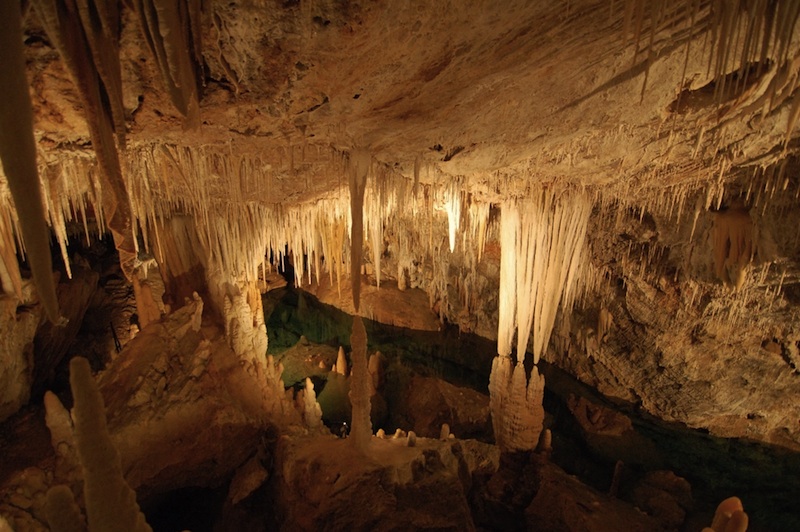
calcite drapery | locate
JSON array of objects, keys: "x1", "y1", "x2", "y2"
[{"x1": 712, "y1": 201, "x2": 754, "y2": 290}]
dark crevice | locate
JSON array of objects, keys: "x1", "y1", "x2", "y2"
[
  {"x1": 443, "y1": 146, "x2": 464, "y2": 161},
  {"x1": 669, "y1": 61, "x2": 773, "y2": 114},
  {"x1": 304, "y1": 95, "x2": 329, "y2": 113}
]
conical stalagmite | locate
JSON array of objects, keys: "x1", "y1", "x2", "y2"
[{"x1": 67, "y1": 357, "x2": 151, "y2": 532}]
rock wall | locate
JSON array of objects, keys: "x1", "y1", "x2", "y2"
[{"x1": 0, "y1": 281, "x2": 41, "y2": 422}]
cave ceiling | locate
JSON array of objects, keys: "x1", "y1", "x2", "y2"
[{"x1": 16, "y1": 0, "x2": 800, "y2": 204}]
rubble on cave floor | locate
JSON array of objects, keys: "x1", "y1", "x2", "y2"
[{"x1": 0, "y1": 311, "x2": 701, "y2": 532}]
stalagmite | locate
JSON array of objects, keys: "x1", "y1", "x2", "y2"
[
  {"x1": 0, "y1": 1, "x2": 61, "y2": 322},
  {"x1": 335, "y1": 346, "x2": 348, "y2": 376},
  {"x1": 45, "y1": 485, "x2": 85, "y2": 532},
  {"x1": 302, "y1": 378, "x2": 323, "y2": 430},
  {"x1": 44, "y1": 391, "x2": 80, "y2": 483},
  {"x1": 367, "y1": 351, "x2": 383, "y2": 395},
  {"x1": 349, "y1": 314, "x2": 372, "y2": 451},
  {"x1": 67, "y1": 357, "x2": 151, "y2": 532}
]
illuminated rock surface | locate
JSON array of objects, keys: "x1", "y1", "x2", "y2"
[{"x1": 1, "y1": 1, "x2": 800, "y2": 530}]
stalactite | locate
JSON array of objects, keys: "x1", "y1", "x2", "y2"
[
  {"x1": 349, "y1": 150, "x2": 370, "y2": 311},
  {"x1": 32, "y1": 0, "x2": 137, "y2": 280},
  {"x1": 496, "y1": 202, "x2": 518, "y2": 358},
  {"x1": 468, "y1": 197, "x2": 490, "y2": 263},
  {"x1": 0, "y1": 209, "x2": 23, "y2": 299},
  {"x1": 75, "y1": 0, "x2": 126, "y2": 148},
  {"x1": 444, "y1": 181, "x2": 461, "y2": 253},
  {"x1": 348, "y1": 149, "x2": 372, "y2": 452},
  {"x1": 0, "y1": 0, "x2": 61, "y2": 323},
  {"x1": 132, "y1": 0, "x2": 203, "y2": 126}
]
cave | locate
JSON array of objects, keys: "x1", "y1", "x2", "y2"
[{"x1": 1, "y1": 1, "x2": 800, "y2": 531}]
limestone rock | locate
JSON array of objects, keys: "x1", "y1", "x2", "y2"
[
  {"x1": 567, "y1": 395, "x2": 661, "y2": 466},
  {"x1": 303, "y1": 276, "x2": 442, "y2": 332},
  {"x1": 227, "y1": 455, "x2": 269, "y2": 506},
  {"x1": 396, "y1": 374, "x2": 490, "y2": 440},
  {"x1": 93, "y1": 295, "x2": 291, "y2": 499},
  {"x1": 0, "y1": 466, "x2": 53, "y2": 532},
  {"x1": 629, "y1": 470, "x2": 693, "y2": 530},
  {"x1": 275, "y1": 337, "x2": 339, "y2": 387},
  {"x1": 274, "y1": 434, "x2": 499, "y2": 530},
  {"x1": 525, "y1": 460, "x2": 661, "y2": 532},
  {"x1": 0, "y1": 282, "x2": 42, "y2": 422}
]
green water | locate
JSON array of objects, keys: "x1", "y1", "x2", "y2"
[{"x1": 264, "y1": 287, "x2": 800, "y2": 531}]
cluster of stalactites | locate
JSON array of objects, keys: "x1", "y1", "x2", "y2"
[
  {"x1": 0, "y1": 133, "x2": 498, "y2": 341},
  {"x1": 496, "y1": 189, "x2": 591, "y2": 365},
  {"x1": 490, "y1": 188, "x2": 591, "y2": 452},
  {"x1": 123, "y1": 143, "x2": 493, "y2": 308},
  {"x1": 0, "y1": 0, "x2": 205, "y2": 324},
  {"x1": 0, "y1": 153, "x2": 106, "y2": 298},
  {"x1": 622, "y1": 0, "x2": 800, "y2": 105}
]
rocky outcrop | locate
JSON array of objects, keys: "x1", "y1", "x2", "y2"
[
  {"x1": 629, "y1": 470, "x2": 694, "y2": 530},
  {"x1": 392, "y1": 374, "x2": 491, "y2": 440},
  {"x1": 274, "y1": 434, "x2": 500, "y2": 531},
  {"x1": 0, "y1": 280, "x2": 42, "y2": 422},
  {"x1": 95, "y1": 294, "x2": 293, "y2": 498},
  {"x1": 525, "y1": 458, "x2": 661, "y2": 532},
  {"x1": 567, "y1": 395, "x2": 661, "y2": 467},
  {"x1": 302, "y1": 275, "x2": 442, "y2": 332},
  {"x1": 0, "y1": 288, "x2": 306, "y2": 528}
]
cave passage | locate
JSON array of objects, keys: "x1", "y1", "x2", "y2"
[{"x1": 264, "y1": 285, "x2": 800, "y2": 531}]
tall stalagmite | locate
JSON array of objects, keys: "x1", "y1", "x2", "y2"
[{"x1": 57, "y1": 357, "x2": 151, "y2": 532}]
